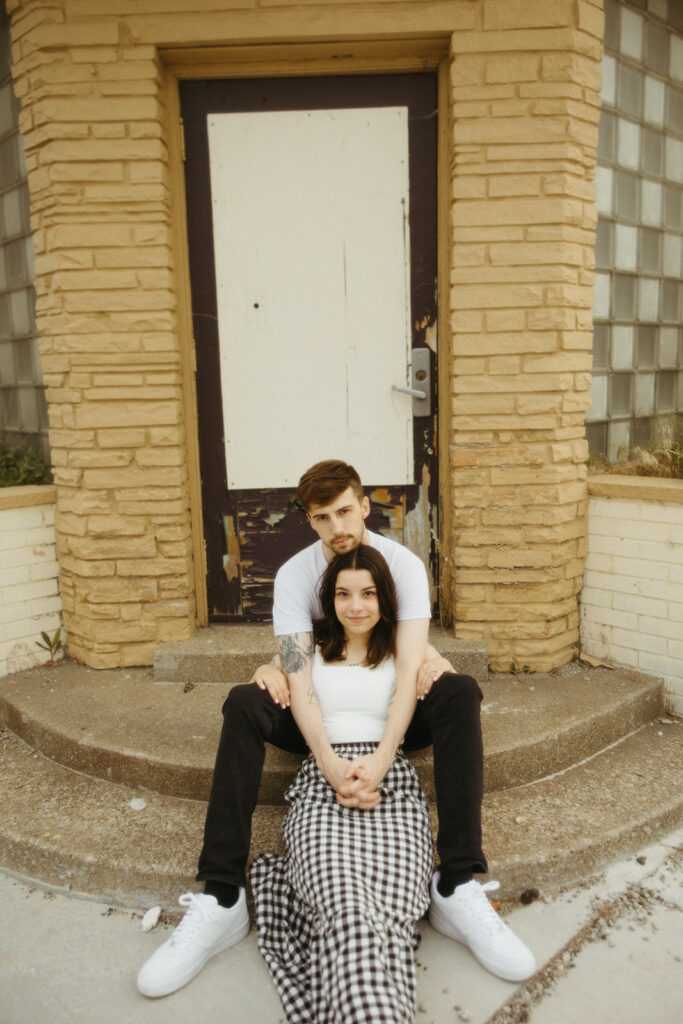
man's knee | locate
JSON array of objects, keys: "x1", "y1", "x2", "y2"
[
  {"x1": 221, "y1": 682, "x2": 268, "y2": 719},
  {"x1": 432, "y1": 672, "x2": 483, "y2": 706}
]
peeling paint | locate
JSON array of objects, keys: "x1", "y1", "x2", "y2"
[
  {"x1": 370, "y1": 487, "x2": 392, "y2": 505},
  {"x1": 370, "y1": 488, "x2": 404, "y2": 545},
  {"x1": 263, "y1": 512, "x2": 286, "y2": 527},
  {"x1": 405, "y1": 464, "x2": 436, "y2": 605},
  {"x1": 221, "y1": 514, "x2": 241, "y2": 583},
  {"x1": 424, "y1": 319, "x2": 437, "y2": 353}
]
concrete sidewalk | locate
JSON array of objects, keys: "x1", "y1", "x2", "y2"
[{"x1": 1, "y1": 829, "x2": 680, "y2": 1024}]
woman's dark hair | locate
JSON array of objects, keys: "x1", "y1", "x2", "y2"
[{"x1": 314, "y1": 544, "x2": 397, "y2": 668}]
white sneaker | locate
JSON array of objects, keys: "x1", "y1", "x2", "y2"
[
  {"x1": 429, "y1": 874, "x2": 536, "y2": 982},
  {"x1": 137, "y1": 890, "x2": 250, "y2": 998}
]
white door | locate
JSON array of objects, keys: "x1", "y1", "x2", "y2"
[{"x1": 208, "y1": 106, "x2": 414, "y2": 490}]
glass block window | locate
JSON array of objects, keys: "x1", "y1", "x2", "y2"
[
  {"x1": 0, "y1": 2, "x2": 47, "y2": 459},
  {"x1": 590, "y1": 0, "x2": 683, "y2": 460}
]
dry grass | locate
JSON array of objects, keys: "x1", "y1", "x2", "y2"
[{"x1": 590, "y1": 421, "x2": 683, "y2": 480}]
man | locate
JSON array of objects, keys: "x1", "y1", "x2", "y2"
[{"x1": 137, "y1": 461, "x2": 535, "y2": 998}]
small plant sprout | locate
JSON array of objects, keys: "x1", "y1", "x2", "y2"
[{"x1": 36, "y1": 628, "x2": 62, "y2": 665}]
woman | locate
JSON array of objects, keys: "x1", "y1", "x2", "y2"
[{"x1": 250, "y1": 544, "x2": 434, "y2": 1024}]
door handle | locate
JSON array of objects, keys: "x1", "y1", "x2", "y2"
[
  {"x1": 393, "y1": 385, "x2": 427, "y2": 399},
  {"x1": 392, "y1": 348, "x2": 431, "y2": 416}
]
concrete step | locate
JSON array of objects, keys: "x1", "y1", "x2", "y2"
[
  {"x1": 0, "y1": 660, "x2": 663, "y2": 801},
  {"x1": 1, "y1": 719, "x2": 680, "y2": 909},
  {"x1": 153, "y1": 624, "x2": 489, "y2": 684}
]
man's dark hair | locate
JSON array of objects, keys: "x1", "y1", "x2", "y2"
[
  {"x1": 297, "y1": 460, "x2": 363, "y2": 512},
  {"x1": 314, "y1": 544, "x2": 397, "y2": 668}
]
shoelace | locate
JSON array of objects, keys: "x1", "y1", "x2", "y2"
[
  {"x1": 459, "y1": 880, "x2": 505, "y2": 936},
  {"x1": 168, "y1": 892, "x2": 214, "y2": 947}
]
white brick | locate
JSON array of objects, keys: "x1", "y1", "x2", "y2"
[
  {"x1": 580, "y1": 621, "x2": 612, "y2": 644},
  {"x1": 588, "y1": 570, "x2": 639, "y2": 595},
  {"x1": 594, "y1": 607, "x2": 639, "y2": 631},
  {"x1": 583, "y1": 551, "x2": 612, "y2": 572},
  {"x1": 0, "y1": 547, "x2": 37, "y2": 569},
  {"x1": 0, "y1": 509, "x2": 29, "y2": 532},
  {"x1": 669, "y1": 602, "x2": 683, "y2": 622},
  {"x1": 610, "y1": 644, "x2": 639, "y2": 669},
  {"x1": 638, "y1": 651, "x2": 680, "y2": 678},
  {"x1": 581, "y1": 634, "x2": 610, "y2": 659},
  {"x1": 637, "y1": 632, "x2": 668, "y2": 656},
  {"x1": 668, "y1": 565, "x2": 683, "y2": 585},
  {"x1": 639, "y1": 540, "x2": 678, "y2": 564},
  {"x1": 586, "y1": 515, "x2": 614, "y2": 536},
  {"x1": 0, "y1": 566, "x2": 30, "y2": 588},
  {"x1": 25, "y1": 527, "x2": 57, "y2": 547},
  {"x1": 645, "y1": 504, "x2": 683, "y2": 524},
  {"x1": 590, "y1": 536, "x2": 640, "y2": 558},
  {"x1": 614, "y1": 519, "x2": 669, "y2": 543},
  {"x1": 579, "y1": 584, "x2": 612, "y2": 608},
  {"x1": 29, "y1": 561, "x2": 59, "y2": 582},
  {"x1": 7, "y1": 617, "x2": 60, "y2": 646},
  {"x1": 667, "y1": 691, "x2": 683, "y2": 716},
  {"x1": 641, "y1": 578, "x2": 683, "y2": 603},
  {"x1": 30, "y1": 595, "x2": 63, "y2": 618},
  {"x1": 0, "y1": 603, "x2": 30, "y2": 626},
  {"x1": 612, "y1": 556, "x2": 667, "y2": 580},
  {"x1": 594, "y1": 499, "x2": 641, "y2": 520},
  {"x1": 21, "y1": 508, "x2": 48, "y2": 530},
  {"x1": 610, "y1": 592, "x2": 662, "y2": 618},
  {"x1": 0, "y1": 530, "x2": 27, "y2": 550},
  {"x1": 638, "y1": 616, "x2": 682, "y2": 640},
  {"x1": 667, "y1": 638, "x2": 683, "y2": 661},
  {"x1": 14, "y1": 578, "x2": 59, "y2": 603}
]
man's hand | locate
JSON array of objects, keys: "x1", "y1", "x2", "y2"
[
  {"x1": 320, "y1": 750, "x2": 382, "y2": 810},
  {"x1": 417, "y1": 654, "x2": 455, "y2": 700},
  {"x1": 251, "y1": 663, "x2": 290, "y2": 707},
  {"x1": 338, "y1": 749, "x2": 392, "y2": 809}
]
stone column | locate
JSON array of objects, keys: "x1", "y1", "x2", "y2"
[
  {"x1": 447, "y1": 0, "x2": 603, "y2": 671},
  {"x1": 8, "y1": 0, "x2": 195, "y2": 667}
]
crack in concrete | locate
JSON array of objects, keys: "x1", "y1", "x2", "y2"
[{"x1": 484, "y1": 845, "x2": 682, "y2": 1024}]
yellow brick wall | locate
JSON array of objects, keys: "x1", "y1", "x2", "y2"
[
  {"x1": 448, "y1": 1, "x2": 603, "y2": 670},
  {"x1": 7, "y1": 0, "x2": 603, "y2": 672}
]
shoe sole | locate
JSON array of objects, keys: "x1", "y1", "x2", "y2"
[{"x1": 137, "y1": 916, "x2": 251, "y2": 998}]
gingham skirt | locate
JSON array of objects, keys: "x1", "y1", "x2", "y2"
[{"x1": 250, "y1": 743, "x2": 434, "y2": 1024}]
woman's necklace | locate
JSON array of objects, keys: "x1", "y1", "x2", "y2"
[{"x1": 341, "y1": 642, "x2": 367, "y2": 667}]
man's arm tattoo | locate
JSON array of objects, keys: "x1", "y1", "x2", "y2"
[{"x1": 278, "y1": 632, "x2": 314, "y2": 675}]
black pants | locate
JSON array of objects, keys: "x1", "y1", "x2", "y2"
[{"x1": 197, "y1": 672, "x2": 487, "y2": 888}]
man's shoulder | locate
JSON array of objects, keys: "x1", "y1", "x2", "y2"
[{"x1": 367, "y1": 531, "x2": 425, "y2": 570}]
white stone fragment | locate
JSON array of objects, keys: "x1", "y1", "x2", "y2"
[
  {"x1": 129, "y1": 797, "x2": 147, "y2": 811},
  {"x1": 141, "y1": 906, "x2": 161, "y2": 932}
]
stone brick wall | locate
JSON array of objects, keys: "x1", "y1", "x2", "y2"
[
  {"x1": 7, "y1": 0, "x2": 194, "y2": 668},
  {"x1": 6, "y1": 0, "x2": 603, "y2": 671},
  {"x1": 449, "y1": 1, "x2": 602, "y2": 670},
  {"x1": 0, "y1": 484, "x2": 63, "y2": 676},
  {"x1": 581, "y1": 475, "x2": 683, "y2": 716}
]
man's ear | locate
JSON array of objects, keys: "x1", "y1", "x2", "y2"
[{"x1": 361, "y1": 496, "x2": 370, "y2": 520}]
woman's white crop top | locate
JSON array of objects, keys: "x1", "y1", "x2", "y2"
[{"x1": 311, "y1": 648, "x2": 396, "y2": 743}]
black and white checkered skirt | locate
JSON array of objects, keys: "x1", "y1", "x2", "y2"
[{"x1": 250, "y1": 743, "x2": 434, "y2": 1024}]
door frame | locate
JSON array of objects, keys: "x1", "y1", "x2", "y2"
[{"x1": 162, "y1": 39, "x2": 453, "y2": 627}]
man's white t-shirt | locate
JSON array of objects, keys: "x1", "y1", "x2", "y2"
[{"x1": 272, "y1": 530, "x2": 431, "y2": 636}]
